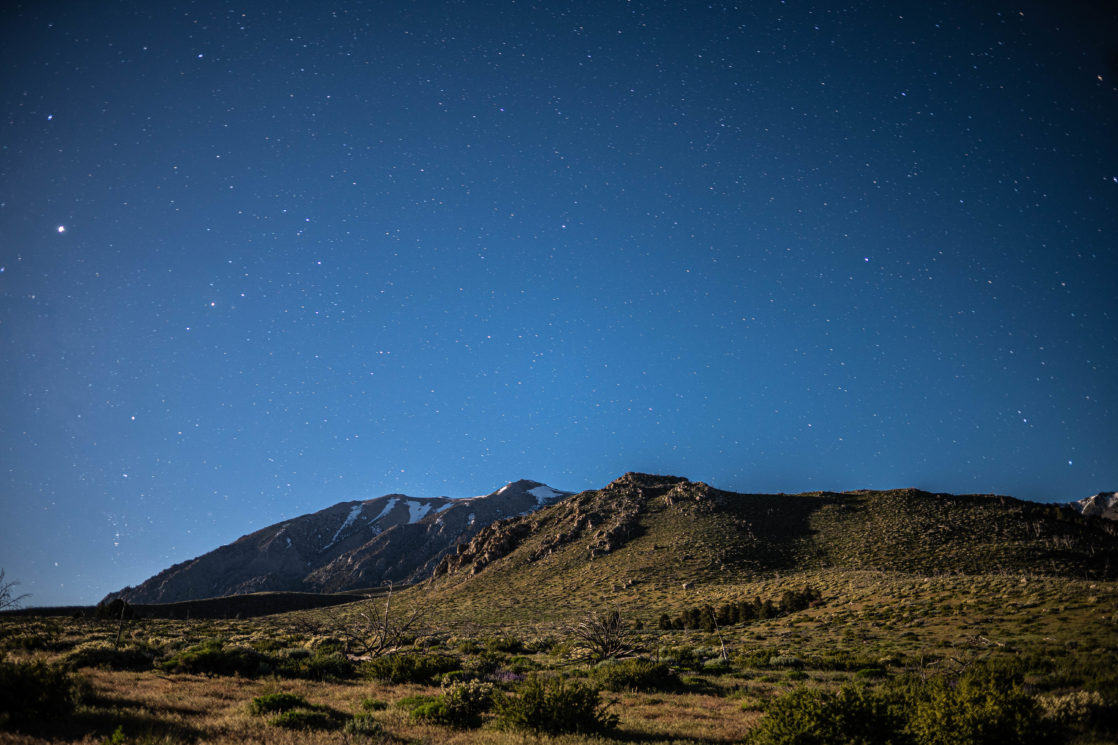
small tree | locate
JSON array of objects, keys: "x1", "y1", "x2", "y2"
[
  {"x1": 0, "y1": 569, "x2": 30, "y2": 611},
  {"x1": 563, "y1": 609, "x2": 639, "y2": 662}
]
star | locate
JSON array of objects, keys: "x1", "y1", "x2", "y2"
[{"x1": 57, "y1": 225, "x2": 66, "y2": 233}]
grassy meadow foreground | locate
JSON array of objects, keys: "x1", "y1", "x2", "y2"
[{"x1": 2, "y1": 569, "x2": 1118, "y2": 744}]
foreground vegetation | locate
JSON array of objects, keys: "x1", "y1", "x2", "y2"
[{"x1": 2, "y1": 569, "x2": 1117, "y2": 744}]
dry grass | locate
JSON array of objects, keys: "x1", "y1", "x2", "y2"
[{"x1": 3, "y1": 568, "x2": 1117, "y2": 744}]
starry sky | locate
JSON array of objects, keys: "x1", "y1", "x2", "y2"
[{"x1": 2, "y1": 1, "x2": 1117, "y2": 606}]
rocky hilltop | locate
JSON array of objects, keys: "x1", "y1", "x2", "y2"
[
  {"x1": 107, "y1": 480, "x2": 569, "y2": 604},
  {"x1": 420, "y1": 474, "x2": 1118, "y2": 626}
]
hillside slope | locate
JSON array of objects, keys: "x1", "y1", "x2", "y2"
[{"x1": 416, "y1": 473, "x2": 1118, "y2": 626}]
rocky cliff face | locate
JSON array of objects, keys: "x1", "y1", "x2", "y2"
[{"x1": 107, "y1": 480, "x2": 570, "y2": 603}]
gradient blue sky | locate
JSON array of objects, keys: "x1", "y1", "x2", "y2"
[{"x1": 3, "y1": 0, "x2": 1117, "y2": 606}]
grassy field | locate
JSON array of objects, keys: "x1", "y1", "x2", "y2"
[{"x1": 3, "y1": 568, "x2": 1117, "y2": 744}]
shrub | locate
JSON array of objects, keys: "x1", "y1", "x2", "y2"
[
  {"x1": 855, "y1": 667, "x2": 887, "y2": 680},
  {"x1": 249, "y1": 692, "x2": 309, "y2": 715},
  {"x1": 63, "y1": 642, "x2": 155, "y2": 672},
  {"x1": 268, "y1": 709, "x2": 337, "y2": 730},
  {"x1": 276, "y1": 650, "x2": 354, "y2": 681},
  {"x1": 0, "y1": 622, "x2": 61, "y2": 652},
  {"x1": 360, "y1": 697, "x2": 388, "y2": 712},
  {"x1": 594, "y1": 658, "x2": 680, "y2": 692},
  {"x1": 703, "y1": 657, "x2": 732, "y2": 673},
  {"x1": 485, "y1": 636, "x2": 525, "y2": 654},
  {"x1": 395, "y1": 693, "x2": 440, "y2": 711},
  {"x1": 363, "y1": 652, "x2": 459, "y2": 684},
  {"x1": 344, "y1": 712, "x2": 384, "y2": 737},
  {"x1": 507, "y1": 655, "x2": 537, "y2": 673},
  {"x1": 408, "y1": 699, "x2": 450, "y2": 724},
  {"x1": 732, "y1": 649, "x2": 774, "y2": 669},
  {"x1": 400, "y1": 680, "x2": 495, "y2": 729},
  {"x1": 0, "y1": 655, "x2": 84, "y2": 727},
  {"x1": 1036, "y1": 690, "x2": 1107, "y2": 725},
  {"x1": 495, "y1": 676, "x2": 617, "y2": 734},
  {"x1": 456, "y1": 639, "x2": 482, "y2": 655},
  {"x1": 160, "y1": 639, "x2": 271, "y2": 677},
  {"x1": 906, "y1": 670, "x2": 1050, "y2": 745},
  {"x1": 750, "y1": 671, "x2": 1054, "y2": 745},
  {"x1": 748, "y1": 686, "x2": 904, "y2": 745},
  {"x1": 439, "y1": 680, "x2": 495, "y2": 728}
]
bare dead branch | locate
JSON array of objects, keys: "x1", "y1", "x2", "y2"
[
  {"x1": 563, "y1": 609, "x2": 640, "y2": 662},
  {"x1": 293, "y1": 584, "x2": 425, "y2": 659},
  {"x1": 0, "y1": 569, "x2": 31, "y2": 611}
]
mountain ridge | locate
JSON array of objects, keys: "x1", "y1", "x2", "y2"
[
  {"x1": 411, "y1": 473, "x2": 1118, "y2": 628},
  {"x1": 108, "y1": 474, "x2": 1118, "y2": 608},
  {"x1": 107, "y1": 479, "x2": 570, "y2": 604}
]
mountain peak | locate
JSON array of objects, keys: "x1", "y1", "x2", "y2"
[
  {"x1": 107, "y1": 480, "x2": 571, "y2": 604},
  {"x1": 1071, "y1": 492, "x2": 1118, "y2": 520}
]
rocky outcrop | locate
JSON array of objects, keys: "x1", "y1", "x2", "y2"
[{"x1": 434, "y1": 472, "x2": 686, "y2": 577}]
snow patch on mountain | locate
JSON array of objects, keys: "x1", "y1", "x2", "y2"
[
  {"x1": 529, "y1": 485, "x2": 565, "y2": 505},
  {"x1": 370, "y1": 498, "x2": 399, "y2": 523},
  {"x1": 326, "y1": 504, "x2": 364, "y2": 547},
  {"x1": 407, "y1": 500, "x2": 432, "y2": 523}
]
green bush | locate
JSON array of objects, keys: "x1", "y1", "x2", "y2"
[
  {"x1": 484, "y1": 636, "x2": 525, "y2": 654},
  {"x1": 268, "y1": 709, "x2": 337, "y2": 730},
  {"x1": 439, "y1": 680, "x2": 495, "y2": 728},
  {"x1": 749, "y1": 671, "x2": 1053, "y2": 745},
  {"x1": 160, "y1": 639, "x2": 271, "y2": 677},
  {"x1": 495, "y1": 676, "x2": 617, "y2": 734},
  {"x1": 63, "y1": 642, "x2": 155, "y2": 672},
  {"x1": 398, "y1": 680, "x2": 495, "y2": 729},
  {"x1": 276, "y1": 650, "x2": 354, "y2": 681},
  {"x1": 0, "y1": 655, "x2": 84, "y2": 727},
  {"x1": 748, "y1": 686, "x2": 904, "y2": 745},
  {"x1": 344, "y1": 712, "x2": 384, "y2": 736},
  {"x1": 905, "y1": 670, "x2": 1049, "y2": 745},
  {"x1": 855, "y1": 667, "x2": 887, "y2": 680},
  {"x1": 703, "y1": 657, "x2": 732, "y2": 673},
  {"x1": 395, "y1": 693, "x2": 440, "y2": 711},
  {"x1": 249, "y1": 692, "x2": 309, "y2": 715},
  {"x1": 360, "y1": 697, "x2": 388, "y2": 712},
  {"x1": 363, "y1": 652, "x2": 459, "y2": 684},
  {"x1": 408, "y1": 699, "x2": 451, "y2": 724},
  {"x1": 593, "y1": 658, "x2": 680, "y2": 692}
]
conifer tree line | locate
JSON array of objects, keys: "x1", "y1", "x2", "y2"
[{"x1": 658, "y1": 587, "x2": 821, "y2": 631}]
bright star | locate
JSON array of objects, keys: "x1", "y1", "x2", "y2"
[{"x1": 57, "y1": 225, "x2": 66, "y2": 233}]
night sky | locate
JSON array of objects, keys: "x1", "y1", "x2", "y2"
[{"x1": 3, "y1": 1, "x2": 1117, "y2": 606}]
